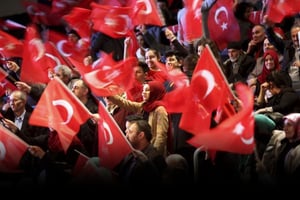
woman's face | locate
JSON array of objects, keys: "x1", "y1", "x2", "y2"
[
  {"x1": 284, "y1": 119, "x2": 297, "y2": 140},
  {"x1": 263, "y1": 38, "x2": 276, "y2": 52},
  {"x1": 142, "y1": 83, "x2": 150, "y2": 101},
  {"x1": 197, "y1": 45, "x2": 204, "y2": 57},
  {"x1": 264, "y1": 54, "x2": 275, "y2": 70},
  {"x1": 145, "y1": 50, "x2": 159, "y2": 70}
]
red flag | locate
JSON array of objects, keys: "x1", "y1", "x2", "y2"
[
  {"x1": 72, "y1": 149, "x2": 90, "y2": 176},
  {"x1": 83, "y1": 57, "x2": 136, "y2": 97},
  {"x1": 163, "y1": 45, "x2": 234, "y2": 135},
  {"x1": 0, "y1": 79, "x2": 17, "y2": 97},
  {"x1": 23, "y1": 0, "x2": 53, "y2": 25},
  {"x1": 155, "y1": 61, "x2": 189, "y2": 89},
  {"x1": 188, "y1": 83, "x2": 255, "y2": 154},
  {"x1": 23, "y1": 0, "x2": 78, "y2": 26},
  {"x1": 182, "y1": 0, "x2": 203, "y2": 42},
  {"x1": 47, "y1": 30, "x2": 89, "y2": 63},
  {"x1": 68, "y1": 52, "x2": 116, "y2": 76},
  {"x1": 191, "y1": 45, "x2": 233, "y2": 113},
  {"x1": 249, "y1": 10, "x2": 262, "y2": 25},
  {"x1": 207, "y1": 0, "x2": 240, "y2": 50},
  {"x1": 90, "y1": 2, "x2": 134, "y2": 39},
  {"x1": 20, "y1": 25, "x2": 50, "y2": 84},
  {"x1": 100, "y1": 0, "x2": 134, "y2": 6},
  {"x1": 0, "y1": 124, "x2": 28, "y2": 172},
  {"x1": 266, "y1": 0, "x2": 300, "y2": 23},
  {"x1": 97, "y1": 101, "x2": 132, "y2": 169},
  {"x1": 0, "y1": 30, "x2": 23, "y2": 58},
  {"x1": 29, "y1": 77, "x2": 91, "y2": 152},
  {"x1": 21, "y1": 26, "x2": 70, "y2": 84},
  {"x1": 132, "y1": 0, "x2": 165, "y2": 26},
  {"x1": 62, "y1": 7, "x2": 92, "y2": 39}
]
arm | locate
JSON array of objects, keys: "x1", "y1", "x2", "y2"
[
  {"x1": 108, "y1": 95, "x2": 143, "y2": 114},
  {"x1": 201, "y1": 0, "x2": 217, "y2": 39}
]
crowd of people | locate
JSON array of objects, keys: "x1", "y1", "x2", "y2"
[{"x1": 0, "y1": 0, "x2": 300, "y2": 193}]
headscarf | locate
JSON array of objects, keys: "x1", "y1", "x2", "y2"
[
  {"x1": 283, "y1": 113, "x2": 300, "y2": 141},
  {"x1": 143, "y1": 81, "x2": 166, "y2": 112},
  {"x1": 257, "y1": 49, "x2": 280, "y2": 84}
]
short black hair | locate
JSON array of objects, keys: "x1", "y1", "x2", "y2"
[{"x1": 125, "y1": 114, "x2": 152, "y2": 142}]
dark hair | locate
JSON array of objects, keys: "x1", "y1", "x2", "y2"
[
  {"x1": 234, "y1": 2, "x2": 254, "y2": 20},
  {"x1": 126, "y1": 114, "x2": 145, "y2": 122},
  {"x1": 266, "y1": 71, "x2": 292, "y2": 88},
  {"x1": 137, "y1": 61, "x2": 149, "y2": 73},
  {"x1": 68, "y1": 29, "x2": 81, "y2": 39},
  {"x1": 126, "y1": 114, "x2": 152, "y2": 142}
]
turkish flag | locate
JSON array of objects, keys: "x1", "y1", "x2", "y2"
[
  {"x1": 29, "y1": 77, "x2": 91, "y2": 152},
  {"x1": 191, "y1": 45, "x2": 233, "y2": 113},
  {"x1": 47, "y1": 30, "x2": 89, "y2": 66},
  {"x1": 99, "y1": 0, "x2": 134, "y2": 6},
  {"x1": 163, "y1": 45, "x2": 234, "y2": 135},
  {"x1": 266, "y1": 0, "x2": 300, "y2": 23},
  {"x1": 90, "y1": 2, "x2": 134, "y2": 39},
  {"x1": 182, "y1": 0, "x2": 203, "y2": 42},
  {"x1": 207, "y1": 0, "x2": 240, "y2": 50},
  {"x1": 188, "y1": 83, "x2": 255, "y2": 154},
  {"x1": 0, "y1": 79, "x2": 17, "y2": 97},
  {"x1": 0, "y1": 124, "x2": 28, "y2": 172},
  {"x1": 0, "y1": 30, "x2": 23, "y2": 58},
  {"x1": 62, "y1": 7, "x2": 92, "y2": 39},
  {"x1": 83, "y1": 57, "x2": 137, "y2": 97},
  {"x1": 155, "y1": 61, "x2": 189, "y2": 89},
  {"x1": 249, "y1": 10, "x2": 262, "y2": 25},
  {"x1": 21, "y1": 26, "x2": 71, "y2": 84},
  {"x1": 68, "y1": 52, "x2": 116, "y2": 76},
  {"x1": 132, "y1": 0, "x2": 165, "y2": 26},
  {"x1": 97, "y1": 101, "x2": 132, "y2": 169},
  {"x1": 23, "y1": 0, "x2": 54, "y2": 26},
  {"x1": 20, "y1": 25, "x2": 51, "y2": 84}
]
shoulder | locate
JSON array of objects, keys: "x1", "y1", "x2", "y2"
[{"x1": 155, "y1": 106, "x2": 168, "y2": 114}]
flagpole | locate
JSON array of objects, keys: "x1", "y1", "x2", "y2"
[{"x1": 205, "y1": 44, "x2": 237, "y2": 99}]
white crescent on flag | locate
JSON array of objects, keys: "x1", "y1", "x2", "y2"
[
  {"x1": 136, "y1": 0, "x2": 152, "y2": 15},
  {"x1": 103, "y1": 121, "x2": 113, "y2": 145},
  {"x1": 52, "y1": 99, "x2": 74, "y2": 125}
]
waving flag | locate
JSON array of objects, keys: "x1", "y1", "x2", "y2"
[
  {"x1": 83, "y1": 57, "x2": 137, "y2": 97},
  {"x1": 62, "y1": 7, "x2": 92, "y2": 39},
  {"x1": 266, "y1": 0, "x2": 300, "y2": 23},
  {"x1": 133, "y1": 0, "x2": 165, "y2": 26},
  {"x1": 20, "y1": 25, "x2": 51, "y2": 84},
  {"x1": 191, "y1": 45, "x2": 233, "y2": 113},
  {"x1": 0, "y1": 68, "x2": 17, "y2": 97},
  {"x1": 90, "y1": 2, "x2": 134, "y2": 39},
  {"x1": 207, "y1": 0, "x2": 240, "y2": 50},
  {"x1": 0, "y1": 30, "x2": 23, "y2": 58},
  {"x1": 182, "y1": 0, "x2": 203, "y2": 42},
  {"x1": 0, "y1": 124, "x2": 28, "y2": 172},
  {"x1": 29, "y1": 77, "x2": 91, "y2": 152},
  {"x1": 188, "y1": 83, "x2": 255, "y2": 154},
  {"x1": 97, "y1": 101, "x2": 132, "y2": 169},
  {"x1": 163, "y1": 45, "x2": 234, "y2": 134},
  {"x1": 47, "y1": 30, "x2": 89, "y2": 66},
  {"x1": 21, "y1": 25, "x2": 70, "y2": 84}
]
